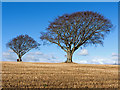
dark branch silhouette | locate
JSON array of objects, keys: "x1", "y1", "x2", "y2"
[
  {"x1": 7, "y1": 34, "x2": 40, "y2": 62},
  {"x1": 40, "y1": 11, "x2": 113, "y2": 63}
]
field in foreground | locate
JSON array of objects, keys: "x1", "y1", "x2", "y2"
[{"x1": 2, "y1": 61, "x2": 118, "y2": 88}]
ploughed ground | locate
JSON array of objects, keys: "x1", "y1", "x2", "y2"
[{"x1": 1, "y1": 61, "x2": 118, "y2": 88}]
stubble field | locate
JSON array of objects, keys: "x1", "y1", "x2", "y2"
[{"x1": 1, "y1": 61, "x2": 119, "y2": 89}]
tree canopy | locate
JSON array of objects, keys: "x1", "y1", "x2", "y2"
[{"x1": 40, "y1": 11, "x2": 113, "y2": 63}]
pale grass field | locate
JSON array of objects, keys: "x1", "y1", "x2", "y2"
[{"x1": 1, "y1": 61, "x2": 119, "y2": 88}]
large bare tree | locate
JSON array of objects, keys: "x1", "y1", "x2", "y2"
[
  {"x1": 40, "y1": 11, "x2": 113, "y2": 63},
  {"x1": 7, "y1": 34, "x2": 40, "y2": 62}
]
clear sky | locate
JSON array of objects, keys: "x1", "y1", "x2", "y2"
[
  {"x1": 2, "y1": 2, "x2": 118, "y2": 64},
  {"x1": 2, "y1": 0, "x2": 119, "y2": 2}
]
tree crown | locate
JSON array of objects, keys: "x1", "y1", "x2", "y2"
[
  {"x1": 7, "y1": 34, "x2": 40, "y2": 57},
  {"x1": 40, "y1": 11, "x2": 113, "y2": 53}
]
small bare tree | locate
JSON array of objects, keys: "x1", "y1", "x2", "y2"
[
  {"x1": 6, "y1": 34, "x2": 40, "y2": 62},
  {"x1": 40, "y1": 11, "x2": 113, "y2": 63}
]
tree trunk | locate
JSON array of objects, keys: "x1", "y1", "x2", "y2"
[
  {"x1": 65, "y1": 51, "x2": 73, "y2": 63},
  {"x1": 17, "y1": 54, "x2": 22, "y2": 62}
]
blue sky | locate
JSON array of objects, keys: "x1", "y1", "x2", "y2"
[
  {"x1": 2, "y1": 0, "x2": 119, "y2": 2},
  {"x1": 2, "y1": 2, "x2": 118, "y2": 64}
]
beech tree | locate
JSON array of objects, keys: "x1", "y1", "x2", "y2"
[
  {"x1": 40, "y1": 11, "x2": 113, "y2": 63},
  {"x1": 6, "y1": 34, "x2": 40, "y2": 62}
]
